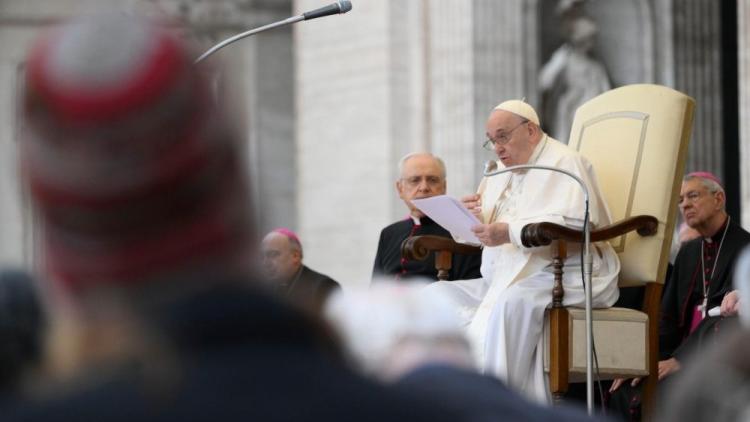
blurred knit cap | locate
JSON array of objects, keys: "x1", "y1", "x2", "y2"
[
  {"x1": 21, "y1": 13, "x2": 253, "y2": 291},
  {"x1": 493, "y1": 99, "x2": 540, "y2": 126}
]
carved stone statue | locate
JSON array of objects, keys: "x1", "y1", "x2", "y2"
[{"x1": 539, "y1": 3, "x2": 611, "y2": 143}]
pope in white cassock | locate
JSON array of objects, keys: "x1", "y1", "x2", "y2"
[{"x1": 428, "y1": 100, "x2": 620, "y2": 404}]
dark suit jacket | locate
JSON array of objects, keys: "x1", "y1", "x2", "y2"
[
  {"x1": 395, "y1": 365, "x2": 602, "y2": 422},
  {"x1": 660, "y1": 220, "x2": 750, "y2": 360},
  {"x1": 286, "y1": 265, "x2": 340, "y2": 312},
  {"x1": 3, "y1": 284, "x2": 458, "y2": 422}
]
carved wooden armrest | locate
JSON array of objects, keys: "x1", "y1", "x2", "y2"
[
  {"x1": 522, "y1": 215, "x2": 658, "y2": 308},
  {"x1": 521, "y1": 215, "x2": 659, "y2": 247},
  {"x1": 401, "y1": 235, "x2": 482, "y2": 281},
  {"x1": 402, "y1": 235, "x2": 482, "y2": 261}
]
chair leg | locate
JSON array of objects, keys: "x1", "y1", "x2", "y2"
[
  {"x1": 435, "y1": 251, "x2": 452, "y2": 281},
  {"x1": 549, "y1": 242, "x2": 569, "y2": 403},
  {"x1": 552, "y1": 391, "x2": 566, "y2": 405},
  {"x1": 548, "y1": 308, "x2": 570, "y2": 403},
  {"x1": 641, "y1": 282, "x2": 662, "y2": 421},
  {"x1": 640, "y1": 375, "x2": 656, "y2": 421}
]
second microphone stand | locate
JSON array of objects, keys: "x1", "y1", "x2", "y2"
[{"x1": 483, "y1": 163, "x2": 595, "y2": 415}]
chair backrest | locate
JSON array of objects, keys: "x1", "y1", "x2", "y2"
[{"x1": 568, "y1": 84, "x2": 694, "y2": 287}]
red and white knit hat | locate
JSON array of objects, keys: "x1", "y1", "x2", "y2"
[{"x1": 21, "y1": 13, "x2": 254, "y2": 291}]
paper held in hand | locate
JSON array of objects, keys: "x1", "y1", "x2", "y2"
[{"x1": 411, "y1": 195, "x2": 482, "y2": 245}]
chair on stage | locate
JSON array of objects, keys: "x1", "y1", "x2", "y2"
[{"x1": 401, "y1": 84, "x2": 695, "y2": 418}]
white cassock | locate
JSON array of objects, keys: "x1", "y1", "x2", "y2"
[{"x1": 427, "y1": 135, "x2": 620, "y2": 404}]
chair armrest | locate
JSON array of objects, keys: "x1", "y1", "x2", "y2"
[
  {"x1": 521, "y1": 215, "x2": 659, "y2": 247},
  {"x1": 402, "y1": 235, "x2": 482, "y2": 261}
]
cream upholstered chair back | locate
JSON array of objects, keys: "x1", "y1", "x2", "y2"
[{"x1": 568, "y1": 84, "x2": 695, "y2": 287}]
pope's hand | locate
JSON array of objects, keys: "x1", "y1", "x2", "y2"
[
  {"x1": 471, "y1": 222, "x2": 509, "y2": 246},
  {"x1": 462, "y1": 194, "x2": 483, "y2": 222}
]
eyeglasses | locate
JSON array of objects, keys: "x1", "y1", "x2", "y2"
[
  {"x1": 401, "y1": 175, "x2": 444, "y2": 189},
  {"x1": 482, "y1": 120, "x2": 528, "y2": 150},
  {"x1": 679, "y1": 190, "x2": 713, "y2": 205}
]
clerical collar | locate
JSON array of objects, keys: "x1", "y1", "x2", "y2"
[
  {"x1": 410, "y1": 215, "x2": 434, "y2": 226},
  {"x1": 704, "y1": 215, "x2": 729, "y2": 244}
]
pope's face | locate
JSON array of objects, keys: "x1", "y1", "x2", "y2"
[
  {"x1": 396, "y1": 155, "x2": 446, "y2": 218},
  {"x1": 485, "y1": 110, "x2": 538, "y2": 167}
]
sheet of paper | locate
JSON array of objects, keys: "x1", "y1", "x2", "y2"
[{"x1": 411, "y1": 195, "x2": 482, "y2": 245}]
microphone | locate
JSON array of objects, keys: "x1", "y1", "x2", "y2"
[
  {"x1": 476, "y1": 160, "x2": 498, "y2": 197},
  {"x1": 304, "y1": 1, "x2": 353, "y2": 20},
  {"x1": 195, "y1": 1, "x2": 354, "y2": 64}
]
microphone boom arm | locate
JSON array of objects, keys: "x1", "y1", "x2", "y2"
[
  {"x1": 194, "y1": 15, "x2": 303, "y2": 64},
  {"x1": 194, "y1": 1, "x2": 352, "y2": 64},
  {"x1": 484, "y1": 163, "x2": 595, "y2": 415}
]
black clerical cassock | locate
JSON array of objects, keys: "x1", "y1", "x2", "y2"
[{"x1": 372, "y1": 216, "x2": 482, "y2": 281}]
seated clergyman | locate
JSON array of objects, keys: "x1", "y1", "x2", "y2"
[{"x1": 372, "y1": 152, "x2": 481, "y2": 282}]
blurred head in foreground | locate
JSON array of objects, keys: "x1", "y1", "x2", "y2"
[
  {"x1": 19, "y1": 12, "x2": 260, "y2": 377},
  {"x1": 325, "y1": 279, "x2": 474, "y2": 381},
  {"x1": 22, "y1": 12, "x2": 254, "y2": 297}
]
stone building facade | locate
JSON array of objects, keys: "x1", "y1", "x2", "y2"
[{"x1": 0, "y1": 0, "x2": 748, "y2": 288}]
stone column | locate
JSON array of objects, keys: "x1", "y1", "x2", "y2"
[
  {"x1": 740, "y1": 1, "x2": 750, "y2": 228},
  {"x1": 295, "y1": 0, "x2": 407, "y2": 287},
  {"x1": 154, "y1": 0, "x2": 296, "y2": 236},
  {"x1": 426, "y1": 0, "x2": 475, "y2": 197},
  {"x1": 430, "y1": 0, "x2": 538, "y2": 197},
  {"x1": 0, "y1": 54, "x2": 33, "y2": 268},
  {"x1": 470, "y1": 0, "x2": 539, "y2": 178},
  {"x1": 0, "y1": 1, "x2": 85, "y2": 268},
  {"x1": 672, "y1": 0, "x2": 724, "y2": 178}
]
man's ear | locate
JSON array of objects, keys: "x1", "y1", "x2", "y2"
[
  {"x1": 396, "y1": 180, "x2": 404, "y2": 199},
  {"x1": 527, "y1": 122, "x2": 540, "y2": 139},
  {"x1": 715, "y1": 190, "x2": 726, "y2": 210}
]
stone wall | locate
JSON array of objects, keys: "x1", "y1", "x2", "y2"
[
  {"x1": 294, "y1": 0, "x2": 534, "y2": 288},
  {"x1": 672, "y1": 1, "x2": 724, "y2": 180},
  {"x1": 740, "y1": 1, "x2": 750, "y2": 228},
  {"x1": 1, "y1": 0, "x2": 746, "y2": 283},
  {"x1": 0, "y1": 0, "x2": 295, "y2": 269}
]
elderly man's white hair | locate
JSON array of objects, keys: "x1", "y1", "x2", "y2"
[
  {"x1": 325, "y1": 279, "x2": 474, "y2": 381},
  {"x1": 397, "y1": 152, "x2": 447, "y2": 180}
]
